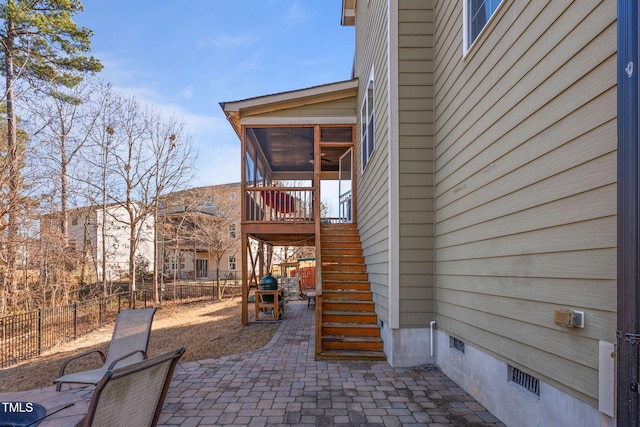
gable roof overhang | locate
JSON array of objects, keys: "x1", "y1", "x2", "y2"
[
  {"x1": 220, "y1": 79, "x2": 358, "y2": 181},
  {"x1": 220, "y1": 79, "x2": 358, "y2": 138}
]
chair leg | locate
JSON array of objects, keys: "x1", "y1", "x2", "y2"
[{"x1": 307, "y1": 295, "x2": 316, "y2": 308}]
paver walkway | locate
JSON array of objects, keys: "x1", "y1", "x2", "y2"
[{"x1": 158, "y1": 301, "x2": 505, "y2": 426}]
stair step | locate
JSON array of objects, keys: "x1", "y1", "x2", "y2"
[
  {"x1": 322, "y1": 248, "x2": 363, "y2": 257},
  {"x1": 323, "y1": 272, "x2": 368, "y2": 281},
  {"x1": 322, "y1": 322, "x2": 381, "y2": 337},
  {"x1": 320, "y1": 223, "x2": 384, "y2": 359},
  {"x1": 323, "y1": 281, "x2": 371, "y2": 291},
  {"x1": 321, "y1": 336, "x2": 383, "y2": 351},
  {"x1": 323, "y1": 310, "x2": 378, "y2": 324},
  {"x1": 321, "y1": 241, "x2": 362, "y2": 249},
  {"x1": 322, "y1": 255, "x2": 365, "y2": 264},
  {"x1": 323, "y1": 300, "x2": 375, "y2": 312},
  {"x1": 321, "y1": 224, "x2": 358, "y2": 230},
  {"x1": 323, "y1": 290, "x2": 372, "y2": 301},
  {"x1": 320, "y1": 230, "x2": 360, "y2": 242},
  {"x1": 322, "y1": 263, "x2": 366, "y2": 273},
  {"x1": 318, "y1": 350, "x2": 386, "y2": 361}
]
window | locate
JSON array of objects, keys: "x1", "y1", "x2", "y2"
[
  {"x1": 71, "y1": 217, "x2": 78, "y2": 226},
  {"x1": 228, "y1": 223, "x2": 237, "y2": 239},
  {"x1": 168, "y1": 256, "x2": 185, "y2": 271},
  {"x1": 464, "y1": 0, "x2": 503, "y2": 53},
  {"x1": 228, "y1": 254, "x2": 237, "y2": 271},
  {"x1": 361, "y1": 70, "x2": 375, "y2": 170}
]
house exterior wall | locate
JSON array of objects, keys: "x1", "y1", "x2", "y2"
[
  {"x1": 159, "y1": 183, "x2": 242, "y2": 282},
  {"x1": 432, "y1": 0, "x2": 616, "y2": 423},
  {"x1": 354, "y1": 0, "x2": 391, "y2": 331},
  {"x1": 353, "y1": 0, "x2": 436, "y2": 366},
  {"x1": 95, "y1": 205, "x2": 155, "y2": 282},
  {"x1": 68, "y1": 205, "x2": 155, "y2": 282},
  {"x1": 398, "y1": 0, "x2": 435, "y2": 328}
]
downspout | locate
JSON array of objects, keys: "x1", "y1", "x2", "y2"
[
  {"x1": 617, "y1": 0, "x2": 640, "y2": 422},
  {"x1": 430, "y1": 320, "x2": 437, "y2": 358}
]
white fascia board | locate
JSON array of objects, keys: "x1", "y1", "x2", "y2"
[
  {"x1": 222, "y1": 80, "x2": 359, "y2": 114},
  {"x1": 240, "y1": 116, "x2": 357, "y2": 126}
]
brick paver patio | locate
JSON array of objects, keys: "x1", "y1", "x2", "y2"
[{"x1": 158, "y1": 300, "x2": 505, "y2": 426}]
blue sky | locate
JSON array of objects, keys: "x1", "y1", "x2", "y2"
[{"x1": 77, "y1": 1, "x2": 355, "y2": 186}]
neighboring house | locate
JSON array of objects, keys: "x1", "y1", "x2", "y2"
[
  {"x1": 65, "y1": 204, "x2": 155, "y2": 284},
  {"x1": 158, "y1": 183, "x2": 241, "y2": 282},
  {"x1": 222, "y1": 1, "x2": 630, "y2": 425},
  {"x1": 45, "y1": 183, "x2": 241, "y2": 287}
]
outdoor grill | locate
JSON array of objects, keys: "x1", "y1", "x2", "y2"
[{"x1": 259, "y1": 273, "x2": 278, "y2": 303}]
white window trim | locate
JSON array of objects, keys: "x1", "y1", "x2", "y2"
[
  {"x1": 361, "y1": 67, "x2": 375, "y2": 172},
  {"x1": 462, "y1": 0, "x2": 505, "y2": 57}
]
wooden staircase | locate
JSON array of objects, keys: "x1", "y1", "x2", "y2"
[{"x1": 317, "y1": 223, "x2": 386, "y2": 361}]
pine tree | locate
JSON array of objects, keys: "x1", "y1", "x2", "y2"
[{"x1": 0, "y1": 0, "x2": 101, "y2": 310}]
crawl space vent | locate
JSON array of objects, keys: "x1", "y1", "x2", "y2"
[
  {"x1": 450, "y1": 337, "x2": 465, "y2": 353},
  {"x1": 509, "y1": 365, "x2": 540, "y2": 396}
]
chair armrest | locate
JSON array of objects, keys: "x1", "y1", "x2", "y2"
[
  {"x1": 107, "y1": 350, "x2": 148, "y2": 370},
  {"x1": 58, "y1": 349, "x2": 106, "y2": 379}
]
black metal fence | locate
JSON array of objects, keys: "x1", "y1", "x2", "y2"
[{"x1": 0, "y1": 283, "x2": 240, "y2": 369}]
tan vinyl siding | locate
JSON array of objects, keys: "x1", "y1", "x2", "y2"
[
  {"x1": 355, "y1": 0, "x2": 391, "y2": 323},
  {"x1": 433, "y1": 0, "x2": 616, "y2": 408},
  {"x1": 398, "y1": 0, "x2": 435, "y2": 327}
]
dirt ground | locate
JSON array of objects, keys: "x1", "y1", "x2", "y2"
[{"x1": 0, "y1": 297, "x2": 279, "y2": 392}]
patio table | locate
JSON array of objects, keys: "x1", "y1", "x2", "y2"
[{"x1": 0, "y1": 388, "x2": 88, "y2": 426}]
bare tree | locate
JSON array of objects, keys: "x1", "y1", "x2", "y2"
[
  {"x1": 25, "y1": 80, "x2": 103, "y2": 306},
  {"x1": 146, "y1": 114, "x2": 194, "y2": 303},
  {"x1": 29, "y1": 80, "x2": 100, "y2": 238},
  {"x1": 194, "y1": 188, "x2": 239, "y2": 300},
  {"x1": 160, "y1": 185, "x2": 240, "y2": 300},
  {"x1": 81, "y1": 95, "x2": 195, "y2": 303},
  {"x1": 77, "y1": 81, "x2": 122, "y2": 295}
]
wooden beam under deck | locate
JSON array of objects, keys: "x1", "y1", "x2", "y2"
[{"x1": 243, "y1": 222, "x2": 315, "y2": 247}]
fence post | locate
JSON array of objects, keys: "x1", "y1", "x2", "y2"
[
  {"x1": 73, "y1": 302, "x2": 78, "y2": 339},
  {"x1": 118, "y1": 293, "x2": 121, "y2": 312},
  {"x1": 37, "y1": 309, "x2": 42, "y2": 356}
]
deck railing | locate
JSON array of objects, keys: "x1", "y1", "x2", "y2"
[
  {"x1": 339, "y1": 190, "x2": 353, "y2": 223},
  {"x1": 245, "y1": 187, "x2": 314, "y2": 222}
]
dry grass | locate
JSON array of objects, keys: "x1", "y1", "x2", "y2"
[{"x1": 0, "y1": 297, "x2": 279, "y2": 392}]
